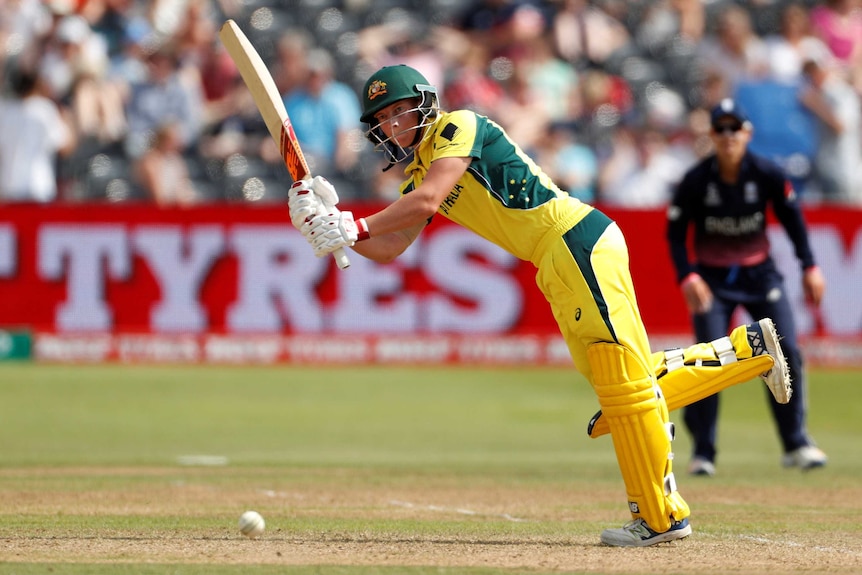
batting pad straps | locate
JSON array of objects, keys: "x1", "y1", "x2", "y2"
[
  {"x1": 712, "y1": 336, "x2": 736, "y2": 365},
  {"x1": 664, "y1": 348, "x2": 685, "y2": 372},
  {"x1": 660, "y1": 335, "x2": 735, "y2": 376},
  {"x1": 587, "y1": 342, "x2": 689, "y2": 533}
]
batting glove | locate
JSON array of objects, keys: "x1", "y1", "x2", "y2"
[
  {"x1": 309, "y1": 175, "x2": 339, "y2": 207},
  {"x1": 287, "y1": 179, "x2": 320, "y2": 230},
  {"x1": 304, "y1": 209, "x2": 359, "y2": 258},
  {"x1": 287, "y1": 176, "x2": 340, "y2": 230}
]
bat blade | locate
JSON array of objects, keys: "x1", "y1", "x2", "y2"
[
  {"x1": 219, "y1": 20, "x2": 303, "y2": 178},
  {"x1": 219, "y1": 19, "x2": 350, "y2": 269}
]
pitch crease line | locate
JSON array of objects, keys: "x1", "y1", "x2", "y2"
[
  {"x1": 389, "y1": 499, "x2": 526, "y2": 522},
  {"x1": 737, "y1": 535, "x2": 862, "y2": 557}
]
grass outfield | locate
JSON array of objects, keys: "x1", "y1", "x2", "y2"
[{"x1": 0, "y1": 364, "x2": 859, "y2": 574}]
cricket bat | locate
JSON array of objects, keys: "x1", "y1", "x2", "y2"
[{"x1": 219, "y1": 19, "x2": 350, "y2": 270}]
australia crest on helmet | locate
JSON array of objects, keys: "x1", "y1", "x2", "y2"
[{"x1": 367, "y1": 79, "x2": 387, "y2": 101}]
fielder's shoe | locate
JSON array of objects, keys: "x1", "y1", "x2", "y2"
[
  {"x1": 601, "y1": 517, "x2": 692, "y2": 547},
  {"x1": 746, "y1": 318, "x2": 792, "y2": 404},
  {"x1": 782, "y1": 445, "x2": 828, "y2": 470},
  {"x1": 687, "y1": 456, "x2": 716, "y2": 477}
]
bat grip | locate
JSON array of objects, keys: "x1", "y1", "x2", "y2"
[
  {"x1": 333, "y1": 248, "x2": 350, "y2": 269},
  {"x1": 318, "y1": 198, "x2": 350, "y2": 270}
]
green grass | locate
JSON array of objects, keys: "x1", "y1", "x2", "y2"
[
  {"x1": 0, "y1": 364, "x2": 857, "y2": 472},
  {"x1": 0, "y1": 364, "x2": 859, "y2": 574},
  {"x1": 0, "y1": 365, "x2": 593, "y2": 467}
]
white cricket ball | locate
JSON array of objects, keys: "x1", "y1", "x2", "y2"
[{"x1": 238, "y1": 510, "x2": 265, "y2": 538}]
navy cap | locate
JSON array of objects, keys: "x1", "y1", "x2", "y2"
[{"x1": 710, "y1": 98, "x2": 750, "y2": 129}]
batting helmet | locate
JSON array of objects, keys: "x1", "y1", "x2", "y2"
[
  {"x1": 360, "y1": 65, "x2": 437, "y2": 124},
  {"x1": 360, "y1": 65, "x2": 440, "y2": 169}
]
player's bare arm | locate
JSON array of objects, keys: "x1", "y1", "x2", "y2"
[
  {"x1": 348, "y1": 225, "x2": 423, "y2": 263},
  {"x1": 352, "y1": 156, "x2": 472, "y2": 263}
]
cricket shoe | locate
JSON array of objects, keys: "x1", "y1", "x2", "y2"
[
  {"x1": 746, "y1": 318, "x2": 792, "y2": 404},
  {"x1": 782, "y1": 445, "x2": 828, "y2": 470},
  {"x1": 601, "y1": 517, "x2": 692, "y2": 547},
  {"x1": 687, "y1": 456, "x2": 716, "y2": 477}
]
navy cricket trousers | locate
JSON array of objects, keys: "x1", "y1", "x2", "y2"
[{"x1": 685, "y1": 260, "x2": 813, "y2": 462}]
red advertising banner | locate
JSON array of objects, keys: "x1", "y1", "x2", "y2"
[{"x1": 1, "y1": 203, "x2": 860, "y2": 364}]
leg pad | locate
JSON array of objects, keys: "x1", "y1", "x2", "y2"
[{"x1": 588, "y1": 342, "x2": 689, "y2": 533}]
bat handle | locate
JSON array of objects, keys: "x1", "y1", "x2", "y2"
[
  {"x1": 311, "y1": 180, "x2": 350, "y2": 270},
  {"x1": 318, "y1": 198, "x2": 350, "y2": 270},
  {"x1": 333, "y1": 248, "x2": 350, "y2": 269}
]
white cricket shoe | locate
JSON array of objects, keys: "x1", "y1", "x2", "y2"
[
  {"x1": 782, "y1": 446, "x2": 828, "y2": 470},
  {"x1": 748, "y1": 318, "x2": 792, "y2": 404},
  {"x1": 687, "y1": 456, "x2": 716, "y2": 477},
  {"x1": 601, "y1": 518, "x2": 692, "y2": 547}
]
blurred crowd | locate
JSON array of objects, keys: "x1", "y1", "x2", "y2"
[{"x1": 1, "y1": 0, "x2": 860, "y2": 206}]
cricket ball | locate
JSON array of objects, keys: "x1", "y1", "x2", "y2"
[{"x1": 238, "y1": 510, "x2": 265, "y2": 538}]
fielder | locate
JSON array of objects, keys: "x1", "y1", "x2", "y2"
[
  {"x1": 667, "y1": 99, "x2": 827, "y2": 475},
  {"x1": 287, "y1": 65, "x2": 792, "y2": 547}
]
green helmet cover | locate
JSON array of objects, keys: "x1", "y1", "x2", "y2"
[{"x1": 360, "y1": 65, "x2": 433, "y2": 124}]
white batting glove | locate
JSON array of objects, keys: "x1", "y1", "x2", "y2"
[
  {"x1": 304, "y1": 209, "x2": 359, "y2": 258},
  {"x1": 287, "y1": 178, "x2": 320, "y2": 230},
  {"x1": 309, "y1": 175, "x2": 339, "y2": 208},
  {"x1": 287, "y1": 176, "x2": 340, "y2": 230}
]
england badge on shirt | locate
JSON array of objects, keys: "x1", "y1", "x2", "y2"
[
  {"x1": 705, "y1": 183, "x2": 721, "y2": 206},
  {"x1": 744, "y1": 181, "x2": 758, "y2": 203}
]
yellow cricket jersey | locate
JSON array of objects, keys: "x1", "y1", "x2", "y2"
[
  {"x1": 400, "y1": 109, "x2": 650, "y2": 375},
  {"x1": 401, "y1": 110, "x2": 595, "y2": 265}
]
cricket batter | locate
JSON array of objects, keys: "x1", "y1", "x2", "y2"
[{"x1": 288, "y1": 65, "x2": 792, "y2": 546}]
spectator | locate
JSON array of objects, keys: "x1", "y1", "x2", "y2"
[
  {"x1": 0, "y1": 67, "x2": 75, "y2": 202},
  {"x1": 667, "y1": 99, "x2": 828, "y2": 476},
  {"x1": 67, "y1": 59, "x2": 126, "y2": 150},
  {"x1": 532, "y1": 122, "x2": 598, "y2": 203},
  {"x1": 38, "y1": 13, "x2": 109, "y2": 104},
  {"x1": 357, "y1": 15, "x2": 447, "y2": 90},
  {"x1": 107, "y1": 17, "x2": 158, "y2": 88},
  {"x1": 455, "y1": 0, "x2": 548, "y2": 62},
  {"x1": 575, "y1": 66, "x2": 634, "y2": 148},
  {"x1": 442, "y1": 38, "x2": 507, "y2": 118},
  {"x1": 282, "y1": 47, "x2": 363, "y2": 183},
  {"x1": 0, "y1": 0, "x2": 53, "y2": 80},
  {"x1": 272, "y1": 29, "x2": 314, "y2": 97},
  {"x1": 59, "y1": 48, "x2": 128, "y2": 201},
  {"x1": 33, "y1": 11, "x2": 127, "y2": 200},
  {"x1": 172, "y1": 0, "x2": 217, "y2": 61},
  {"x1": 171, "y1": 0, "x2": 224, "y2": 96},
  {"x1": 800, "y1": 57, "x2": 862, "y2": 204},
  {"x1": 635, "y1": 0, "x2": 705, "y2": 58},
  {"x1": 89, "y1": 0, "x2": 141, "y2": 60},
  {"x1": 133, "y1": 122, "x2": 196, "y2": 206},
  {"x1": 198, "y1": 28, "x2": 280, "y2": 167},
  {"x1": 552, "y1": 0, "x2": 632, "y2": 69},
  {"x1": 171, "y1": 0, "x2": 242, "y2": 156},
  {"x1": 810, "y1": 0, "x2": 862, "y2": 88},
  {"x1": 124, "y1": 42, "x2": 203, "y2": 158},
  {"x1": 677, "y1": 57, "x2": 726, "y2": 161},
  {"x1": 598, "y1": 122, "x2": 694, "y2": 207},
  {"x1": 494, "y1": 58, "x2": 552, "y2": 152},
  {"x1": 696, "y1": 4, "x2": 770, "y2": 92},
  {"x1": 520, "y1": 35, "x2": 579, "y2": 124},
  {"x1": 764, "y1": 2, "x2": 834, "y2": 85}
]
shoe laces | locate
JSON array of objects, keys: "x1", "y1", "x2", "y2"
[
  {"x1": 747, "y1": 327, "x2": 766, "y2": 356},
  {"x1": 623, "y1": 519, "x2": 653, "y2": 538}
]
